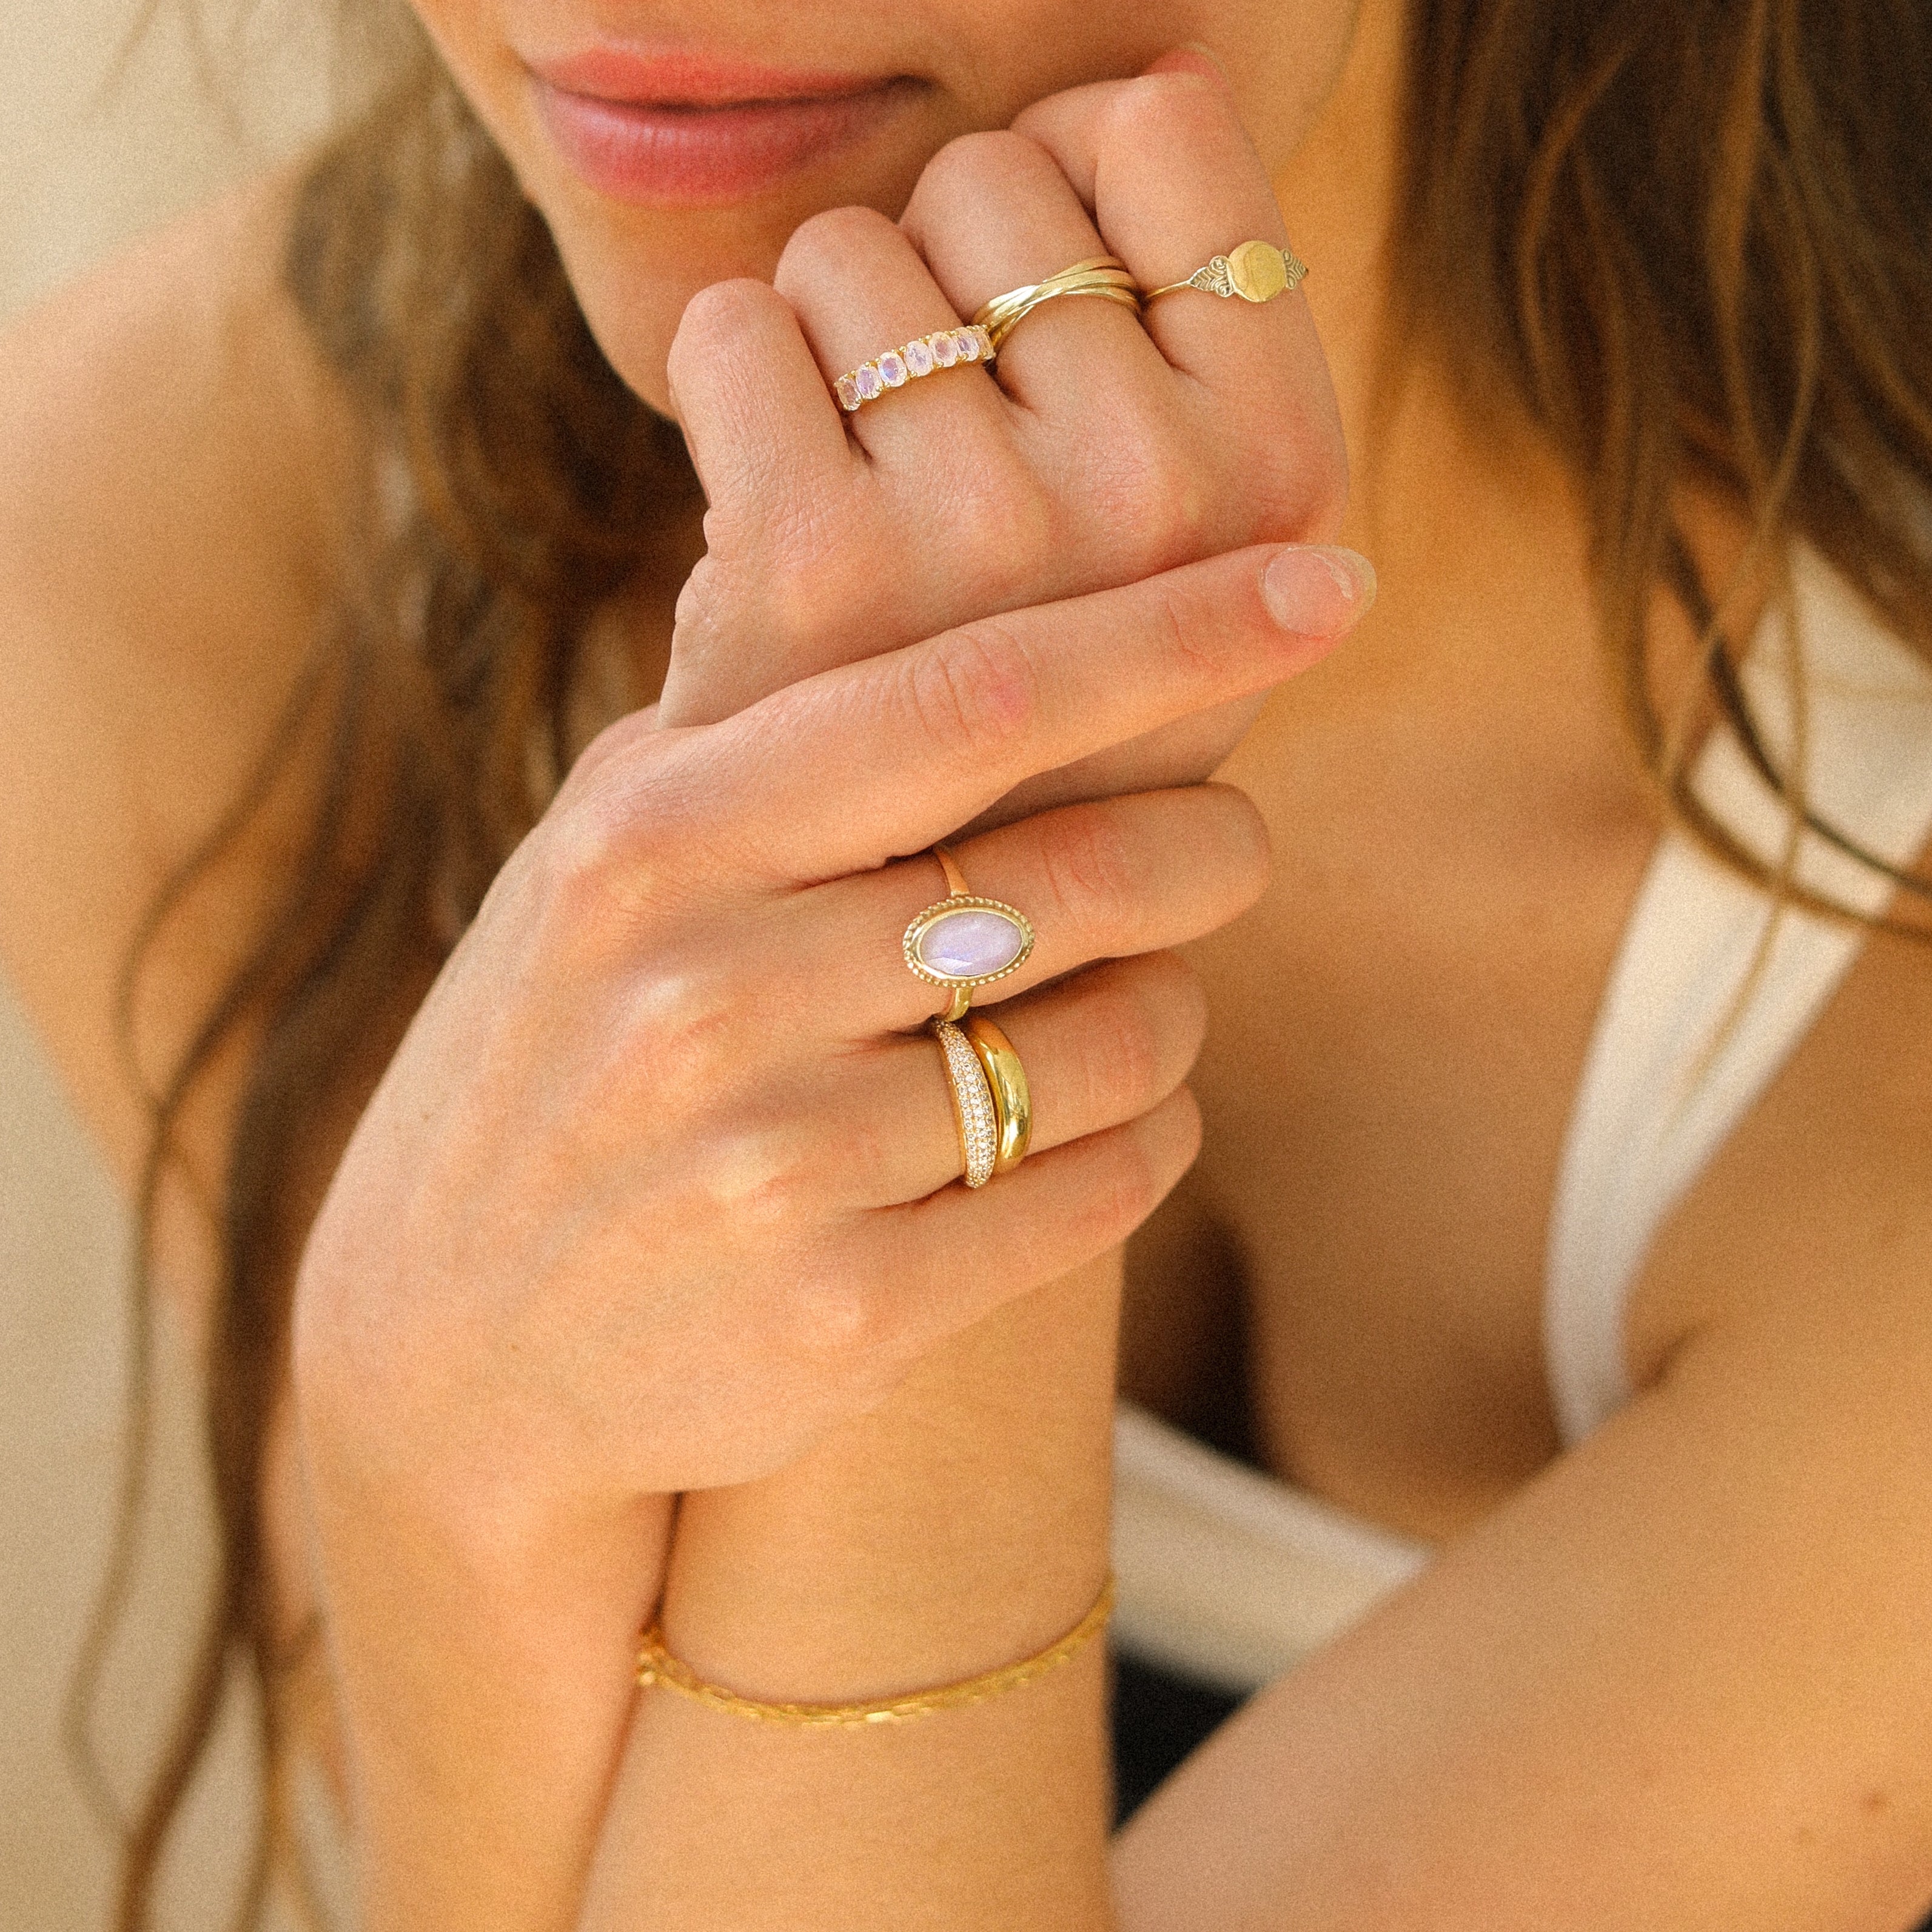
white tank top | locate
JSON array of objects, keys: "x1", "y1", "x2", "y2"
[{"x1": 1114, "y1": 547, "x2": 1932, "y2": 1694}]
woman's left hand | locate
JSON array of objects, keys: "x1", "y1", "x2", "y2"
[{"x1": 654, "y1": 50, "x2": 1358, "y2": 820}]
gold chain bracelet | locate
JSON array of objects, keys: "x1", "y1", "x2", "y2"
[{"x1": 636, "y1": 1574, "x2": 1116, "y2": 1728}]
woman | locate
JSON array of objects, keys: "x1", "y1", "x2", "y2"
[{"x1": 2, "y1": 0, "x2": 1930, "y2": 1924}]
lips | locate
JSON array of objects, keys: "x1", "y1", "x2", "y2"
[{"x1": 525, "y1": 48, "x2": 919, "y2": 206}]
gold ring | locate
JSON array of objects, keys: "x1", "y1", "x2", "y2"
[
  {"x1": 1145, "y1": 239, "x2": 1308, "y2": 305},
  {"x1": 931, "y1": 1018, "x2": 998, "y2": 1189},
  {"x1": 833, "y1": 324, "x2": 996, "y2": 412},
  {"x1": 903, "y1": 844, "x2": 1035, "y2": 1025},
  {"x1": 962, "y1": 1013, "x2": 1032, "y2": 1175},
  {"x1": 972, "y1": 253, "x2": 1145, "y2": 354}
]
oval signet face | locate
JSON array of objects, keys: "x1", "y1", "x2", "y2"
[
  {"x1": 915, "y1": 908, "x2": 1027, "y2": 981},
  {"x1": 1227, "y1": 238, "x2": 1290, "y2": 303}
]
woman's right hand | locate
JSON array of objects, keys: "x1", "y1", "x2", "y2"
[{"x1": 290, "y1": 537, "x2": 1361, "y2": 1525}]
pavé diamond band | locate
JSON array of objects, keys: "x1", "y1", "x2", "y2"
[
  {"x1": 833, "y1": 324, "x2": 996, "y2": 413},
  {"x1": 903, "y1": 844, "x2": 1036, "y2": 1025},
  {"x1": 932, "y1": 1017, "x2": 1000, "y2": 1189}
]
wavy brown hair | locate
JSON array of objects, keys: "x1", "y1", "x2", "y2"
[{"x1": 72, "y1": 0, "x2": 1932, "y2": 1924}]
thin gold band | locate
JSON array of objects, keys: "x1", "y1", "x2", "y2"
[
  {"x1": 933, "y1": 842, "x2": 971, "y2": 900},
  {"x1": 962, "y1": 1011, "x2": 1033, "y2": 1176},
  {"x1": 636, "y1": 1574, "x2": 1116, "y2": 1727}
]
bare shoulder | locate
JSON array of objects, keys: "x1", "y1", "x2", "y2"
[{"x1": 0, "y1": 167, "x2": 357, "y2": 1195}]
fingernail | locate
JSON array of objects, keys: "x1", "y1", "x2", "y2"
[{"x1": 1261, "y1": 546, "x2": 1377, "y2": 636}]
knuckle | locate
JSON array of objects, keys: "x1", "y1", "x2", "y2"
[
  {"x1": 1246, "y1": 404, "x2": 1350, "y2": 545},
  {"x1": 788, "y1": 1266, "x2": 893, "y2": 1368},
  {"x1": 1141, "y1": 573, "x2": 1223, "y2": 681},
  {"x1": 1087, "y1": 416, "x2": 1212, "y2": 572},
  {"x1": 1079, "y1": 1129, "x2": 1173, "y2": 1246},
  {"x1": 912, "y1": 128, "x2": 1045, "y2": 213},
  {"x1": 1091, "y1": 973, "x2": 1169, "y2": 1115},
  {"x1": 639, "y1": 964, "x2": 757, "y2": 1107},
  {"x1": 1038, "y1": 804, "x2": 1145, "y2": 932},
  {"x1": 1101, "y1": 71, "x2": 1230, "y2": 152},
  {"x1": 903, "y1": 622, "x2": 1041, "y2": 765},
  {"x1": 526, "y1": 801, "x2": 634, "y2": 936},
  {"x1": 946, "y1": 468, "x2": 1056, "y2": 602},
  {"x1": 669, "y1": 277, "x2": 786, "y2": 378},
  {"x1": 778, "y1": 203, "x2": 902, "y2": 283}
]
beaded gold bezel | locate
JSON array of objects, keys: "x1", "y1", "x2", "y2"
[{"x1": 901, "y1": 894, "x2": 1036, "y2": 991}]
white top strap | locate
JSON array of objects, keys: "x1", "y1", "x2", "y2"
[
  {"x1": 1111, "y1": 1401, "x2": 1427, "y2": 1692},
  {"x1": 1545, "y1": 551, "x2": 1932, "y2": 1445}
]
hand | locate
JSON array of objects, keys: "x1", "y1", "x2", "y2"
[
  {"x1": 291, "y1": 541, "x2": 1365, "y2": 1525},
  {"x1": 656, "y1": 54, "x2": 1354, "y2": 825}
]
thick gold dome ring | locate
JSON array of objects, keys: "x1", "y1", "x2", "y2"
[{"x1": 961, "y1": 1013, "x2": 1032, "y2": 1176}]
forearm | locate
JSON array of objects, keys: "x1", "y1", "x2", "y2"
[
  {"x1": 580, "y1": 1253, "x2": 1123, "y2": 1932},
  {"x1": 301, "y1": 1416, "x2": 676, "y2": 1932}
]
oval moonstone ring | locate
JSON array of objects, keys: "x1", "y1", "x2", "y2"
[{"x1": 903, "y1": 846, "x2": 1036, "y2": 1023}]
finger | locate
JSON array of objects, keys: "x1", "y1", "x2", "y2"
[
  {"x1": 773, "y1": 203, "x2": 1004, "y2": 462},
  {"x1": 657, "y1": 540, "x2": 1372, "y2": 883},
  {"x1": 665, "y1": 277, "x2": 852, "y2": 508},
  {"x1": 825, "y1": 951, "x2": 1204, "y2": 1204},
  {"x1": 900, "y1": 128, "x2": 1169, "y2": 414},
  {"x1": 1013, "y1": 68, "x2": 1329, "y2": 424},
  {"x1": 790, "y1": 783, "x2": 1270, "y2": 1039},
  {"x1": 859, "y1": 1084, "x2": 1203, "y2": 1353}
]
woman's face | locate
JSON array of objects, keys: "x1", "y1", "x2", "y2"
[{"x1": 405, "y1": 0, "x2": 1364, "y2": 409}]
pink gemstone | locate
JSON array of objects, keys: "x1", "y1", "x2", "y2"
[
  {"x1": 904, "y1": 337, "x2": 935, "y2": 378},
  {"x1": 834, "y1": 374, "x2": 862, "y2": 411},
  {"x1": 917, "y1": 909, "x2": 1026, "y2": 981},
  {"x1": 930, "y1": 330, "x2": 959, "y2": 368},
  {"x1": 854, "y1": 363, "x2": 884, "y2": 401},
  {"x1": 953, "y1": 329, "x2": 981, "y2": 363},
  {"x1": 878, "y1": 350, "x2": 908, "y2": 387}
]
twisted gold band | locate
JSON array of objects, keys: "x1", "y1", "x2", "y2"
[
  {"x1": 637, "y1": 1574, "x2": 1116, "y2": 1726},
  {"x1": 973, "y1": 253, "x2": 1145, "y2": 352}
]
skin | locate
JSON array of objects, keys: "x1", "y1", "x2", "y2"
[{"x1": 2, "y1": 3, "x2": 1932, "y2": 1931}]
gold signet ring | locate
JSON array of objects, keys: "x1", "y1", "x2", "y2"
[
  {"x1": 904, "y1": 845, "x2": 1036, "y2": 1025},
  {"x1": 1145, "y1": 238, "x2": 1309, "y2": 305}
]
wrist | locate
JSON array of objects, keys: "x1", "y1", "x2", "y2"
[{"x1": 661, "y1": 1256, "x2": 1121, "y2": 1702}]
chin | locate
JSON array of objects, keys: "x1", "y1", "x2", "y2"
[
  {"x1": 537, "y1": 133, "x2": 939, "y2": 417},
  {"x1": 403, "y1": 2, "x2": 1355, "y2": 412}
]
